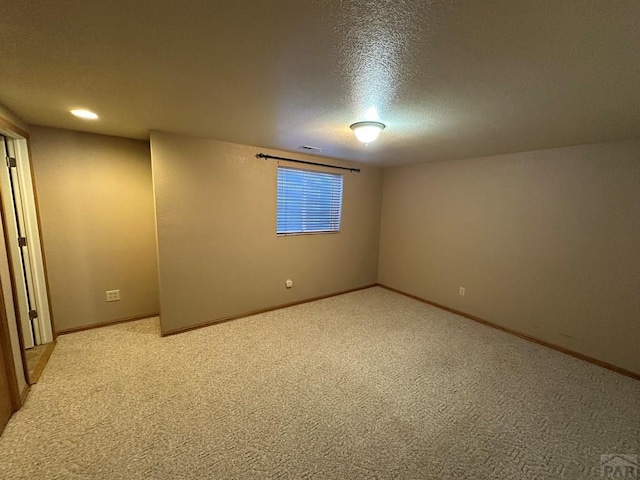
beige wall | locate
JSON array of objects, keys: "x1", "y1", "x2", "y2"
[
  {"x1": 151, "y1": 131, "x2": 382, "y2": 334},
  {"x1": 379, "y1": 139, "x2": 640, "y2": 374},
  {"x1": 29, "y1": 127, "x2": 159, "y2": 332}
]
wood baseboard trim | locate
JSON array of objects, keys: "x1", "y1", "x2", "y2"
[
  {"x1": 56, "y1": 312, "x2": 159, "y2": 336},
  {"x1": 19, "y1": 384, "x2": 29, "y2": 407},
  {"x1": 376, "y1": 283, "x2": 640, "y2": 382},
  {"x1": 162, "y1": 284, "x2": 378, "y2": 337},
  {"x1": 27, "y1": 340, "x2": 56, "y2": 385}
]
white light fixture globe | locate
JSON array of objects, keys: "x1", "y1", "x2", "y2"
[
  {"x1": 70, "y1": 109, "x2": 99, "y2": 120},
  {"x1": 350, "y1": 121, "x2": 385, "y2": 144}
]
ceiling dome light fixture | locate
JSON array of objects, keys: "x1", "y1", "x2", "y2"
[
  {"x1": 350, "y1": 121, "x2": 386, "y2": 144},
  {"x1": 70, "y1": 109, "x2": 99, "y2": 120}
]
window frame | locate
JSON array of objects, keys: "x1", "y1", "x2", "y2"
[{"x1": 276, "y1": 165, "x2": 344, "y2": 237}]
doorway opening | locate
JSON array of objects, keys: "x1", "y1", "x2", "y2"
[{"x1": 0, "y1": 132, "x2": 54, "y2": 384}]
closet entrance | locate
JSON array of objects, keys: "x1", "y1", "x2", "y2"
[{"x1": 0, "y1": 133, "x2": 53, "y2": 383}]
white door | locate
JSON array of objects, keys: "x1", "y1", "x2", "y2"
[{"x1": 0, "y1": 135, "x2": 51, "y2": 348}]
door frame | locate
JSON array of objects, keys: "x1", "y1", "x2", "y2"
[
  {"x1": 0, "y1": 113, "x2": 55, "y2": 393},
  {"x1": 1, "y1": 134, "x2": 54, "y2": 347},
  {"x1": 0, "y1": 116, "x2": 28, "y2": 412},
  {"x1": 0, "y1": 257, "x2": 22, "y2": 412}
]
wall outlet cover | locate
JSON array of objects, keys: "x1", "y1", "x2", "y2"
[{"x1": 106, "y1": 289, "x2": 120, "y2": 302}]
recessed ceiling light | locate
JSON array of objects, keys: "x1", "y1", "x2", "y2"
[
  {"x1": 70, "y1": 109, "x2": 99, "y2": 120},
  {"x1": 350, "y1": 121, "x2": 385, "y2": 144}
]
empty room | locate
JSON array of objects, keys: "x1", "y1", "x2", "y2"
[{"x1": 0, "y1": 1, "x2": 638, "y2": 479}]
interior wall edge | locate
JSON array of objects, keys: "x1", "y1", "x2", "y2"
[{"x1": 377, "y1": 283, "x2": 640, "y2": 382}]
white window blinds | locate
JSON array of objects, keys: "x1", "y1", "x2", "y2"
[{"x1": 277, "y1": 166, "x2": 343, "y2": 235}]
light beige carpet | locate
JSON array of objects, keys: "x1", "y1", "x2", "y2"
[{"x1": 0, "y1": 287, "x2": 638, "y2": 479}]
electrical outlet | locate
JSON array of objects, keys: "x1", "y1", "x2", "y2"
[
  {"x1": 459, "y1": 287, "x2": 465, "y2": 296},
  {"x1": 285, "y1": 279, "x2": 293, "y2": 289},
  {"x1": 106, "y1": 289, "x2": 120, "y2": 302}
]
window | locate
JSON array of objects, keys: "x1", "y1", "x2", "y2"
[{"x1": 277, "y1": 166, "x2": 343, "y2": 235}]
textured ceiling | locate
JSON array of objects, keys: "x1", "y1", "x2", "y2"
[{"x1": 1, "y1": 0, "x2": 639, "y2": 166}]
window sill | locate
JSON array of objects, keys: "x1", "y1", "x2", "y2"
[{"x1": 277, "y1": 230, "x2": 341, "y2": 237}]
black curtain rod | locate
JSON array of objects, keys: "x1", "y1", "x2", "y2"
[{"x1": 256, "y1": 153, "x2": 360, "y2": 173}]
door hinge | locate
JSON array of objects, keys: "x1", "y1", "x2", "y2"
[
  {"x1": 18, "y1": 236, "x2": 27, "y2": 247},
  {"x1": 29, "y1": 310, "x2": 38, "y2": 320},
  {"x1": 6, "y1": 156, "x2": 16, "y2": 168}
]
